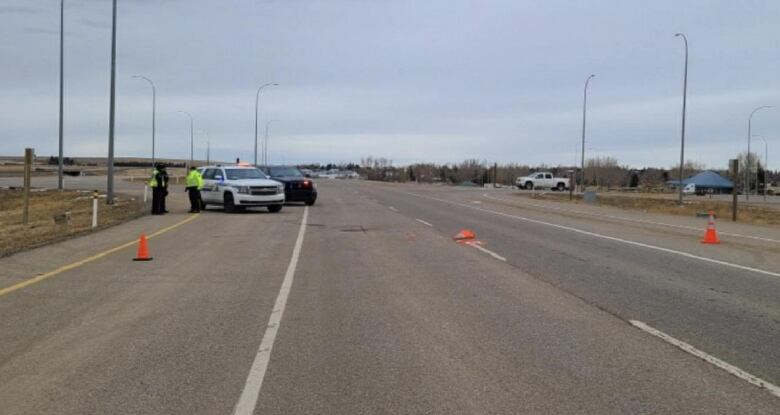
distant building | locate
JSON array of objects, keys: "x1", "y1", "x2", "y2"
[{"x1": 666, "y1": 171, "x2": 734, "y2": 194}]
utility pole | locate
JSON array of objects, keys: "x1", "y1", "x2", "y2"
[
  {"x1": 106, "y1": 0, "x2": 117, "y2": 205},
  {"x1": 58, "y1": 0, "x2": 65, "y2": 190},
  {"x1": 675, "y1": 33, "x2": 688, "y2": 205}
]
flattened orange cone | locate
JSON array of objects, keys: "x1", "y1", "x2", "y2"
[
  {"x1": 133, "y1": 233, "x2": 153, "y2": 261},
  {"x1": 701, "y1": 211, "x2": 720, "y2": 244},
  {"x1": 453, "y1": 229, "x2": 476, "y2": 241}
]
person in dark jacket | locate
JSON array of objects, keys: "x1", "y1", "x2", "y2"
[
  {"x1": 159, "y1": 165, "x2": 170, "y2": 213},
  {"x1": 150, "y1": 164, "x2": 165, "y2": 215}
]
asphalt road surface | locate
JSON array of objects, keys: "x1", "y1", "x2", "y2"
[{"x1": 0, "y1": 180, "x2": 778, "y2": 414}]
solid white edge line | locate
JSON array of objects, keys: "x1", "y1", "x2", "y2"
[
  {"x1": 630, "y1": 320, "x2": 780, "y2": 399},
  {"x1": 482, "y1": 192, "x2": 780, "y2": 244},
  {"x1": 388, "y1": 206, "x2": 399, "y2": 212},
  {"x1": 232, "y1": 206, "x2": 309, "y2": 415},
  {"x1": 415, "y1": 218, "x2": 433, "y2": 227},
  {"x1": 466, "y1": 241, "x2": 507, "y2": 262},
  {"x1": 404, "y1": 192, "x2": 780, "y2": 278}
]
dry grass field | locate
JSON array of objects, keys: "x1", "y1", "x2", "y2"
[
  {"x1": 0, "y1": 189, "x2": 145, "y2": 256},
  {"x1": 530, "y1": 191, "x2": 780, "y2": 226}
]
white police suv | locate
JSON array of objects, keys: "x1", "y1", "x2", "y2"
[{"x1": 199, "y1": 164, "x2": 285, "y2": 213}]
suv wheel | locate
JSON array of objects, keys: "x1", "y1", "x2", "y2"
[
  {"x1": 557, "y1": 182, "x2": 566, "y2": 191},
  {"x1": 305, "y1": 198, "x2": 316, "y2": 206},
  {"x1": 224, "y1": 193, "x2": 236, "y2": 213},
  {"x1": 268, "y1": 204, "x2": 283, "y2": 213},
  {"x1": 525, "y1": 181, "x2": 534, "y2": 190}
]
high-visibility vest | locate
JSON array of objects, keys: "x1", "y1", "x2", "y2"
[
  {"x1": 186, "y1": 170, "x2": 203, "y2": 189},
  {"x1": 149, "y1": 169, "x2": 159, "y2": 188}
]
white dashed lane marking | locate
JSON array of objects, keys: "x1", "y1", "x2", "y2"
[
  {"x1": 415, "y1": 219, "x2": 433, "y2": 227},
  {"x1": 630, "y1": 320, "x2": 780, "y2": 399}
]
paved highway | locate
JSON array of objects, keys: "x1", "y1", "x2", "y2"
[{"x1": 0, "y1": 180, "x2": 778, "y2": 414}]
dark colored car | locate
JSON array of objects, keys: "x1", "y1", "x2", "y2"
[{"x1": 263, "y1": 166, "x2": 317, "y2": 205}]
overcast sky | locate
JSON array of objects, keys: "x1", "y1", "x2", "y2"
[{"x1": 1, "y1": 0, "x2": 779, "y2": 168}]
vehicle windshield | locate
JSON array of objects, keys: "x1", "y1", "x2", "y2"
[
  {"x1": 224, "y1": 168, "x2": 265, "y2": 180},
  {"x1": 268, "y1": 166, "x2": 304, "y2": 177}
]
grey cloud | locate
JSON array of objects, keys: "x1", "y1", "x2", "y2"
[
  {"x1": 1, "y1": 0, "x2": 779, "y2": 168},
  {"x1": 0, "y1": 6, "x2": 45, "y2": 15}
]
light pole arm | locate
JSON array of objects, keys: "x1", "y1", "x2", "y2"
[
  {"x1": 675, "y1": 32, "x2": 688, "y2": 205},
  {"x1": 133, "y1": 75, "x2": 156, "y2": 166},
  {"x1": 254, "y1": 83, "x2": 278, "y2": 166},
  {"x1": 580, "y1": 74, "x2": 595, "y2": 192}
]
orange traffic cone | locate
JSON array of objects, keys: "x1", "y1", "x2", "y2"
[
  {"x1": 133, "y1": 234, "x2": 154, "y2": 261},
  {"x1": 453, "y1": 229, "x2": 476, "y2": 242},
  {"x1": 701, "y1": 211, "x2": 720, "y2": 244}
]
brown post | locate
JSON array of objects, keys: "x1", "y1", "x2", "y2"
[
  {"x1": 730, "y1": 159, "x2": 738, "y2": 222},
  {"x1": 22, "y1": 148, "x2": 33, "y2": 225}
]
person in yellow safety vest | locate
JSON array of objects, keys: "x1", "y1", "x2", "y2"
[
  {"x1": 149, "y1": 164, "x2": 166, "y2": 215},
  {"x1": 185, "y1": 166, "x2": 204, "y2": 213}
]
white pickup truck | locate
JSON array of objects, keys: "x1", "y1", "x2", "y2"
[{"x1": 516, "y1": 172, "x2": 570, "y2": 191}]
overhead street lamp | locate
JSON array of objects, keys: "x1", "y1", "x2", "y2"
[
  {"x1": 106, "y1": 0, "x2": 118, "y2": 204},
  {"x1": 674, "y1": 33, "x2": 689, "y2": 205},
  {"x1": 58, "y1": 0, "x2": 65, "y2": 190},
  {"x1": 753, "y1": 135, "x2": 769, "y2": 201},
  {"x1": 746, "y1": 105, "x2": 772, "y2": 200},
  {"x1": 132, "y1": 75, "x2": 156, "y2": 168},
  {"x1": 264, "y1": 119, "x2": 278, "y2": 166},
  {"x1": 177, "y1": 110, "x2": 194, "y2": 166},
  {"x1": 254, "y1": 83, "x2": 278, "y2": 166},
  {"x1": 580, "y1": 74, "x2": 595, "y2": 192}
]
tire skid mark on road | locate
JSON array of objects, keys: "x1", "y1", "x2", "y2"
[
  {"x1": 631, "y1": 320, "x2": 780, "y2": 399},
  {"x1": 232, "y1": 206, "x2": 309, "y2": 415},
  {"x1": 398, "y1": 191, "x2": 780, "y2": 279},
  {"x1": 0, "y1": 214, "x2": 201, "y2": 298},
  {"x1": 482, "y1": 193, "x2": 780, "y2": 244}
]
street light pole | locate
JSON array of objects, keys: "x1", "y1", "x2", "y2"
[
  {"x1": 254, "y1": 83, "x2": 278, "y2": 166},
  {"x1": 132, "y1": 75, "x2": 156, "y2": 167},
  {"x1": 58, "y1": 0, "x2": 64, "y2": 190},
  {"x1": 177, "y1": 111, "x2": 194, "y2": 166},
  {"x1": 580, "y1": 74, "x2": 595, "y2": 192},
  {"x1": 754, "y1": 135, "x2": 769, "y2": 201},
  {"x1": 264, "y1": 119, "x2": 278, "y2": 166},
  {"x1": 106, "y1": 0, "x2": 117, "y2": 204},
  {"x1": 746, "y1": 106, "x2": 772, "y2": 201},
  {"x1": 198, "y1": 129, "x2": 209, "y2": 165},
  {"x1": 675, "y1": 33, "x2": 689, "y2": 205}
]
